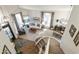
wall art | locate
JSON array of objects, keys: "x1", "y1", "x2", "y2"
[
  {"x1": 69, "y1": 24, "x2": 77, "y2": 37},
  {"x1": 73, "y1": 31, "x2": 79, "y2": 46},
  {"x1": 2, "y1": 45, "x2": 11, "y2": 54}
]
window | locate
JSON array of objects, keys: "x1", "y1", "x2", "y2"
[
  {"x1": 0, "y1": 8, "x2": 3, "y2": 24},
  {"x1": 23, "y1": 16, "x2": 30, "y2": 24},
  {"x1": 42, "y1": 12, "x2": 53, "y2": 28},
  {"x1": 15, "y1": 12, "x2": 23, "y2": 29}
]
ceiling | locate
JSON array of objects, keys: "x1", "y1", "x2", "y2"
[{"x1": 19, "y1": 5, "x2": 72, "y2": 12}]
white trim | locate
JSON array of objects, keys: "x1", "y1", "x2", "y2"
[{"x1": 44, "y1": 37, "x2": 50, "y2": 54}]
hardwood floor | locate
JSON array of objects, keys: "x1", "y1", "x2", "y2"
[
  {"x1": 49, "y1": 38, "x2": 64, "y2": 54},
  {"x1": 17, "y1": 29, "x2": 64, "y2": 54}
]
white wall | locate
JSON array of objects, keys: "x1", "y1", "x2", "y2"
[
  {"x1": 28, "y1": 10, "x2": 41, "y2": 19},
  {"x1": 0, "y1": 6, "x2": 18, "y2": 54},
  {"x1": 60, "y1": 6, "x2": 79, "y2": 54},
  {"x1": 19, "y1": 8, "x2": 29, "y2": 16},
  {"x1": 0, "y1": 5, "x2": 29, "y2": 15},
  {"x1": 53, "y1": 10, "x2": 71, "y2": 27},
  {"x1": 0, "y1": 29, "x2": 16, "y2": 54}
]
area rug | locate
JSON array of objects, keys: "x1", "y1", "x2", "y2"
[{"x1": 14, "y1": 38, "x2": 39, "y2": 54}]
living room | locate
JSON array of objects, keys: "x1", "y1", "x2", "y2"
[{"x1": 0, "y1": 5, "x2": 75, "y2": 54}]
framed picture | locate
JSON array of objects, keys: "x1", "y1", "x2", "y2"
[
  {"x1": 69, "y1": 24, "x2": 77, "y2": 37},
  {"x1": 2, "y1": 45, "x2": 11, "y2": 54},
  {"x1": 73, "y1": 31, "x2": 79, "y2": 46}
]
